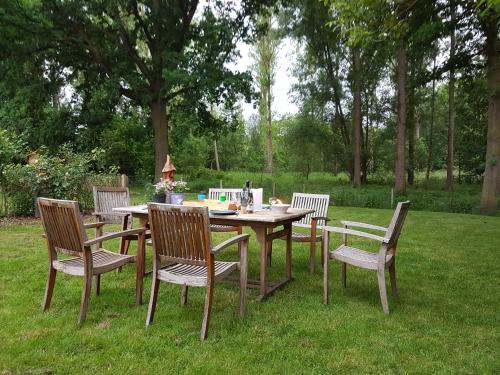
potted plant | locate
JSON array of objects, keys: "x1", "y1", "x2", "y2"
[
  {"x1": 168, "y1": 179, "x2": 189, "y2": 205},
  {"x1": 150, "y1": 179, "x2": 168, "y2": 203}
]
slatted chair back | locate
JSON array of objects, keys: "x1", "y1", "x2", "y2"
[
  {"x1": 291, "y1": 193, "x2": 330, "y2": 227},
  {"x1": 38, "y1": 198, "x2": 87, "y2": 257},
  {"x1": 385, "y1": 201, "x2": 411, "y2": 253},
  {"x1": 148, "y1": 203, "x2": 212, "y2": 266},
  {"x1": 209, "y1": 188, "x2": 264, "y2": 209},
  {"x1": 208, "y1": 188, "x2": 241, "y2": 202},
  {"x1": 93, "y1": 186, "x2": 131, "y2": 224}
]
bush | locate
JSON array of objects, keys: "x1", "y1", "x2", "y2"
[{"x1": 1, "y1": 146, "x2": 119, "y2": 215}]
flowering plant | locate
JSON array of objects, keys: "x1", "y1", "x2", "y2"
[
  {"x1": 168, "y1": 179, "x2": 189, "y2": 193},
  {"x1": 153, "y1": 179, "x2": 169, "y2": 195}
]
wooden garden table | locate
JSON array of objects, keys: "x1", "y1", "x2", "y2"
[{"x1": 113, "y1": 204, "x2": 313, "y2": 302}]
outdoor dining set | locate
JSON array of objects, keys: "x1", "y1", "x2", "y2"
[{"x1": 38, "y1": 186, "x2": 410, "y2": 340}]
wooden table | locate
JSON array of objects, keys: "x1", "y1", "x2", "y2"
[{"x1": 113, "y1": 204, "x2": 313, "y2": 302}]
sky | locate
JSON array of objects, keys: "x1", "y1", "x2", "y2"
[{"x1": 234, "y1": 38, "x2": 299, "y2": 121}]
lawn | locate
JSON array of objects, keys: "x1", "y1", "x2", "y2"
[{"x1": 1, "y1": 207, "x2": 499, "y2": 374}]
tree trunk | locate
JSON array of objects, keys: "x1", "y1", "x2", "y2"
[
  {"x1": 150, "y1": 99, "x2": 169, "y2": 181},
  {"x1": 353, "y1": 45, "x2": 362, "y2": 187},
  {"x1": 407, "y1": 84, "x2": 415, "y2": 186},
  {"x1": 426, "y1": 57, "x2": 437, "y2": 181},
  {"x1": 394, "y1": 47, "x2": 407, "y2": 194},
  {"x1": 480, "y1": 14, "x2": 500, "y2": 214},
  {"x1": 265, "y1": 69, "x2": 273, "y2": 174},
  {"x1": 362, "y1": 109, "x2": 370, "y2": 184},
  {"x1": 214, "y1": 140, "x2": 220, "y2": 171},
  {"x1": 447, "y1": 2, "x2": 456, "y2": 192}
]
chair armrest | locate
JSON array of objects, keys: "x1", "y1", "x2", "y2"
[
  {"x1": 83, "y1": 222, "x2": 106, "y2": 229},
  {"x1": 322, "y1": 225, "x2": 389, "y2": 243},
  {"x1": 341, "y1": 220, "x2": 387, "y2": 232},
  {"x1": 312, "y1": 216, "x2": 330, "y2": 222},
  {"x1": 211, "y1": 234, "x2": 250, "y2": 254},
  {"x1": 84, "y1": 228, "x2": 146, "y2": 246}
]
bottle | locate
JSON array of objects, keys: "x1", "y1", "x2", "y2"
[
  {"x1": 241, "y1": 180, "x2": 250, "y2": 213},
  {"x1": 247, "y1": 191, "x2": 254, "y2": 213}
]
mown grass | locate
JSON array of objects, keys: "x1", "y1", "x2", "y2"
[{"x1": 1, "y1": 206, "x2": 499, "y2": 374}]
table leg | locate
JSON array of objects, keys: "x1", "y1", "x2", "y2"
[
  {"x1": 135, "y1": 216, "x2": 148, "y2": 305},
  {"x1": 254, "y1": 227, "x2": 268, "y2": 299},
  {"x1": 284, "y1": 223, "x2": 292, "y2": 279}
]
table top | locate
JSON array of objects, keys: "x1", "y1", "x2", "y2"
[{"x1": 113, "y1": 204, "x2": 314, "y2": 224}]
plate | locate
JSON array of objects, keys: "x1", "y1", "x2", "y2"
[{"x1": 210, "y1": 209, "x2": 237, "y2": 215}]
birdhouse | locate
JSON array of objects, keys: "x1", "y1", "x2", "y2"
[{"x1": 162, "y1": 155, "x2": 176, "y2": 182}]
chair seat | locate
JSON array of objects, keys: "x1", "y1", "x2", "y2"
[
  {"x1": 291, "y1": 231, "x2": 322, "y2": 241},
  {"x1": 331, "y1": 245, "x2": 393, "y2": 270},
  {"x1": 158, "y1": 261, "x2": 239, "y2": 287},
  {"x1": 278, "y1": 231, "x2": 322, "y2": 242},
  {"x1": 52, "y1": 250, "x2": 135, "y2": 276},
  {"x1": 210, "y1": 224, "x2": 241, "y2": 232}
]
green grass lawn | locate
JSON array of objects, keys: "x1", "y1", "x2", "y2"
[{"x1": 1, "y1": 207, "x2": 499, "y2": 374}]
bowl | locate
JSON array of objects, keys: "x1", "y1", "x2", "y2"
[{"x1": 270, "y1": 204, "x2": 291, "y2": 214}]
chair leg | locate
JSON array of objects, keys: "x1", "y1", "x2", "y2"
[
  {"x1": 323, "y1": 246, "x2": 329, "y2": 305},
  {"x1": 78, "y1": 272, "x2": 92, "y2": 324},
  {"x1": 117, "y1": 239, "x2": 130, "y2": 273},
  {"x1": 320, "y1": 238, "x2": 324, "y2": 268},
  {"x1": 239, "y1": 240, "x2": 248, "y2": 316},
  {"x1": 200, "y1": 279, "x2": 214, "y2": 341},
  {"x1": 42, "y1": 267, "x2": 57, "y2": 311},
  {"x1": 309, "y1": 239, "x2": 316, "y2": 274},
  {"x1": 237, "y1": 227, "x2": 242, "y2": 259},
  {"x1": 95, "y1": 274, "x2": 101, "y2": 296},
  {"x1": 341, "y1": 263, "x2": 347, "y2": 288},
  {"x1": 180, "y1": 285, "x2": 188, "y2": 306},
  {"x1": 146, "y1": 276, "x2": 160, "y2": 325},
  {"x1": 389, "y1": 260, "x2": 398, "y2": 297},
  {"x1": 377, "y1": 268, "x2": 390, "y2": 314}
]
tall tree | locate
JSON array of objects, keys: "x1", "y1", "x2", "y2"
[
  {"x1": 479, "y1": 2, "x2": 500, "y2": 214},
  {"x1": 447, "y1": 1, "x2": 457, "y2": 191},
  {"x1": 1, "y1": 0, "x2": 269, "y2": 179},
  {"x1": 394, "y1": 46, "x2": 407, "y2": 194},
  {"x1": 253, "y1": 10, "x2": 279, "y2": 174},
  {"x1": 352, "y1": 45, "x2": 362, "y2": 187}
]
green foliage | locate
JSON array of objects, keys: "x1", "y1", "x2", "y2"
[
  {"x1": 99, "y1": 114, "x2": 154, "y2": 180},
  {"x1": 1, "y1": 146, "x2": 118, "y2": 215},
  {"x1": 282, "y1": 116, "x2": 333, "y2": 178},
  {"x1": 174, "y1": 134, "x2": 212, "y2": 180}
]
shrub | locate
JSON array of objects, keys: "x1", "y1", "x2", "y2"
[{"x1": 1, "y1": 146, "x2": 119, "y2": 215}]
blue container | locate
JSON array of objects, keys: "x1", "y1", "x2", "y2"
[{"x1": 197, "y1": 194, "x2": 206, "y2": 200}]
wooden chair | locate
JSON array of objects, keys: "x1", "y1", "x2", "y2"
[
  {"x1": 146, "y1": 203, "x2": 249, "y2": 340},
  {"x1": 92, "y1": 186, "x2": 148, "y2": 264},
  {"x1": 276, "y1": 193, "x2": 330, "y2": 274},
  {"x1": 322, "y1": 201, "x2": 410, "y2": 314},
  {"x1": 208, "y1": 188, "x2": 245, "y2": 236},
  {"x1": 38, "y1": 198, "x2": 146, "y2": 323}
]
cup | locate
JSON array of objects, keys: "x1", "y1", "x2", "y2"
[{"x1": 219, "y1": 194, "x2": 226, "y2": 202}]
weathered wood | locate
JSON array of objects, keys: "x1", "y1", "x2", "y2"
[
  {"x1": 277, "y1": 193, "x2": 330, "y2": 274},
  {"x1": 146, "y1": 203, "x2": 249, "y2": 340},
  {"x1": 323, "y1": 201, "x2": 410, "y2": 313},
  {"x1": 115, "y1": 204, "x2": 313, "y2": 302},
  {"x1": 38, "y1": 197, "x2": 141, "y2": 323}
]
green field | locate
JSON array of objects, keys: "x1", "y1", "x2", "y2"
[{"x1": 1, "y1": 206, "x2": 499, "y2": 374}]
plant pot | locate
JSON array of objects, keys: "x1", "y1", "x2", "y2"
[
  {"x1": 170, "y1": 192, "x2": 185, "y2": 205},
  {"x1": 152, "y1": 193, "x2": 166, "y2": 203}
]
